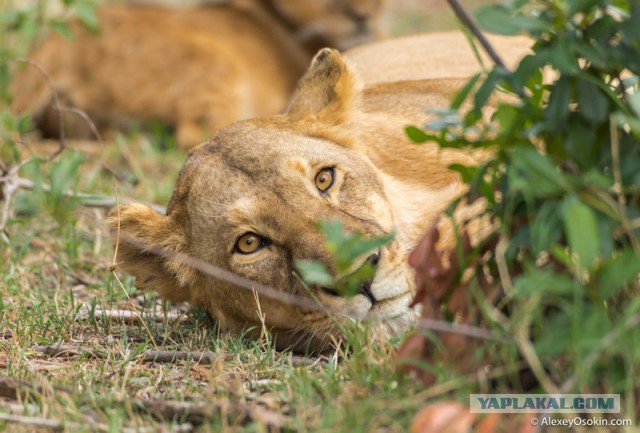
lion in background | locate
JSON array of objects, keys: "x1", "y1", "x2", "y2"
[
  {"x1": 10, "y1": 0, "x2": 386, "y2": 148},
  {"x1": 106, "y1": 29, "x2": 533, "y2": 352}
]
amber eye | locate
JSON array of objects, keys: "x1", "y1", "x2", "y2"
[
  {"x1": 315, "y1": 167, "x2": 335, "y2": 192},
  {"x1": 234, "y1": 233, "x2": 268, "y2": 254}
]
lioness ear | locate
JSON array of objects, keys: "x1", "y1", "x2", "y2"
[
  {"x1": 288, "y1": 48, "x2": 361, "y2": 124},
  {"x1": 107, "y1": 204, "x2": 194, "y2": 303}
]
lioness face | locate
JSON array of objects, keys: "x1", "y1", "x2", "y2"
[
  {"x1": 272, "y1": 0, "x2": 385, "y2": 50},
  {"x1": 109, "y1": 49, "x2": 416, "y2": 352}
]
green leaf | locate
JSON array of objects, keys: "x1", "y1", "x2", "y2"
[
  {"x1": 629, "y1": 92, "x2": 640, "y2": 118},
  {"x1": 50, "y1": 20, "x2": 73, "y2": 40},
  {"x1": 549, "y1": 37, "x2": 580, "y2": 74},
  {"x1": 294, "y1": 260, "x2": 335, "y2": 287},
  {"x1": 473, "y1": 68, "x2": 507, "y2": 116},
  {"x1": 316, "y1": 220, "x2": 393, "y2": 274},
  {"x1": 511, "y1": 53, "x2": 548, "y2": 90},
  {"x1": 529, "y1": 201, "x2": 562, "y2": 255},
  {"x1": 336, "y1": 232, "x2": 394, "y2": 269},
  {"x1": 560, "y1": 195, "x2": 600, "y2": 269},
  {"x1": 336, "y1": 262, "x2": 376, "y2": 297},
  {"x1": 75, "y1": 2, "x2": 100, "y2": 32},
  {"x1": 405, "y1": 126, "x2": 432, "y2": 143},
  {"x1": 568, "y1": 0, "x2": 601, "y2": 14},
  {"x1": 544, "y1": 77, "x2": 572, "y2": 126},
  {"x1": 450, "y1": 73, "x2": 481, "y2": 110},
  {"x1": 577, "y1": 78, "x2": 608, "y2": 123},
  {"x1": 513, "y1": 268, "x2": 581, "y2": 298},
  {"x1": 448, "y1": 163, "x2": 479, "y2": 184},
  {"x1": 475, "y1": 6, "x2": 547, "y2": 36},
  {"x1": 509, "y1": 147, "x2": 567, "y2": 197},
  {"x1": 598, "y1": 250, "x2": 640, "y2": 299}
]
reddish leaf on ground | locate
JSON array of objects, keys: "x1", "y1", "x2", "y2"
[{"x1": 399, "y1": 222, "x2": 499, "y2": 385}]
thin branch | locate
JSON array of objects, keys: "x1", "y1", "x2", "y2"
[
  {"x1": 446, "y1": 0, "x2": 507, "y2": 70},
  {"x1": 0, "y1": 175, "x2": 166, "y2": 213},
  {"x1": 417, "y1": 318, "x2": 511, "y2": 343},
  {"x1": 14, "y1": 58, "x2": 66, "y2": 161},
  {"x1": 113, "y1": 231, "x2": 326, "y2": 312},
  {"x1": 142, "y1": 350, "x2": 220, "y2": 364}
]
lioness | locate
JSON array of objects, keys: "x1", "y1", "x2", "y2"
[
  {"x1": 11, "y1": 0, "x2": 385, "y2": 148},
  {"x1": 107, "y1": 44, "x2": 494, "y2": 352}
]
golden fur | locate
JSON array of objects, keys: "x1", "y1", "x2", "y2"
[
  {"x1": 346, "y1": 31, "x2": 532, "y2": 85},
  {"x1": 11, "y1": 0, "x2": 385, "y2": 148},
  {"x1": 107, "y1": 34, "x2": 532, "y2": 352}
]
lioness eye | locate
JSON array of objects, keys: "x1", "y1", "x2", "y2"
[
  {"x1": 234, "y1": 233, "x2": 268, "y2": 254},
  {"x1": 315, "y1": 167, "x2": 335, "y2": 192}
]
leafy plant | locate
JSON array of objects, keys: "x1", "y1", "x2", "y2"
[
  {"x1": 295, "y1": 220, "x2": 394, "y2": 296},
  {"x1": 0, "y1": 0, "x2": 99, "y2": 234},
  {"x1": 407, "y1": 0, "x2": 640, "y2": 402}
]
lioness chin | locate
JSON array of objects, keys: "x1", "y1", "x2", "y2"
[{"x1": 108, "y1": 47, "x2": 490, "y2": 353}]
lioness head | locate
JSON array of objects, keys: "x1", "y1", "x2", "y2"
[
  {"x1": 268, "y1": 0, "x2": 386, "y2": 50},
  {"x1": 108, "y1": 49, "x2": 427, "y2": 352}
]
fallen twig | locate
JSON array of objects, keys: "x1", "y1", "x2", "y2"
[
  {"x1": 289, "y1": 354, "x2": 328, "y2": 367},
  {"x1": 142, "y1": 350, "x2": 220, "y2": 364},
  {"x1": 86, "y1": 306, "x2": 187, "y2": 324},
  {"x1": 0, "y1": 375, "x2": 71, "y2": 400},
  {"x1": 32, "y1": 344, "x2": 104, "y2": 359},
  {"x1": 0, "y1": 412, "x2": 194, "y2": 433},
  {"x1": 3, "y1": 176, "x2": 166, "y2": 213},
  {"x1": 0, "y1": 413, "x2": 62, "y2": 430}
]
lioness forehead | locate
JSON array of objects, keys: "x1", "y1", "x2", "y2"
[{"x1": 171, "y1": 121, "x2": 357, "y2": 217}]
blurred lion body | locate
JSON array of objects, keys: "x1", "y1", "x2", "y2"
[
  {"x1": 106, "y1": 30, "x2": 532, "y2": 351},
  {"x1": 11, "y1": 0, "x2": 385, "y2": 148}
]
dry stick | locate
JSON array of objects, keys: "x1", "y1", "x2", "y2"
[
  {"x1": 610, "y1": 114, "x2": 640, "y2": 254},
  {"x1": 114, "y1": 230, "x2": 325, "y2": 312},
  {"x1": 0, "y1": 413, "x2": 63, "y2": 430},
  {"x1": 0, "y1": 412, "x2": 194, "y2": 433},
  {"x1": 142, "y1": 350, "x2": 219, "y2": 364},
  {"x1": 417, "y1": 318, "x2": 509, "y2": 343},
  {"x1": 0, "y1": 376, "x2": 72, "y2": 400},
  {"x1": 33, "y1": 344, "x2": 91, "y2": 358},
  {"x1": 446, "y1": 0, "x2": 507, "y2": 70},
  {"x1": 90, "y1": 307, "x2": 187, "y2": 324},
  {"x1": 5, "y1": 175, "x2": 165, "y2": 213}
]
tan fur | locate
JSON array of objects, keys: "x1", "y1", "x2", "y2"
[
  {"x1": 107, "y1": 33, "x2": 530, "y2": 352},
  {"x1": 346, "y1": 31, "x2": 533, "y2": 85},
  {"x1": 10, "y1": 0, "x2": 385, "y2": 148}
]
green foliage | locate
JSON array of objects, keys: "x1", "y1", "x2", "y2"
[
  {"x1": 295, "y1": 220, "x2": 394, "y2": 296},
  {"x1": 14, "y1": 150, "x2": 86, "y2": 224},
  {"x1": 409, "y1": 0, "x2": 640, "y2": 397},
  {"x1": 1, "y1": 0, "x2": 99, "y2": 234}
]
